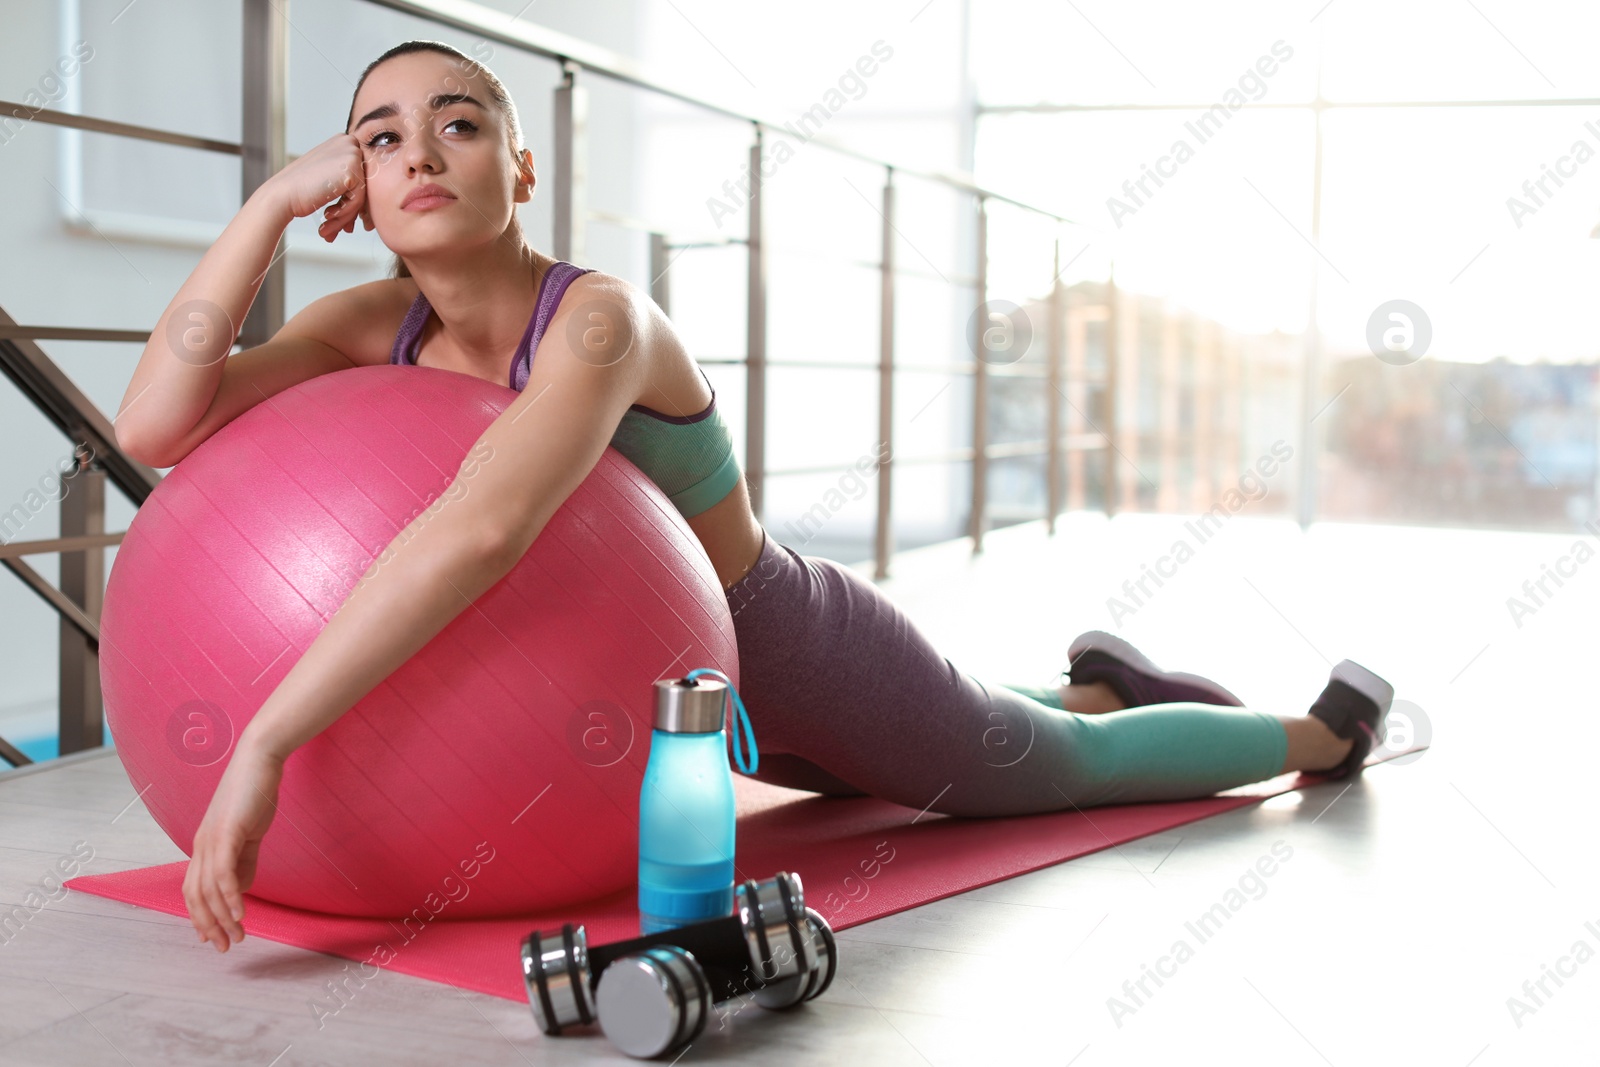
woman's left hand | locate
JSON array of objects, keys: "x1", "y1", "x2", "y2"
[{"x1": 182, "y1": 742, "x2": 285, "y2": 953}]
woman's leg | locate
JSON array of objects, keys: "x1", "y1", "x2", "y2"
[
  {"x1": 999, "y1": 680, "x2": 1123, "y2": 715},
  {"x1": 1001, "y1": 681, "x2": 1356, "y2": 773},
  {"x1": 725, "y1": 532, "x2": 1331, "y2": 818},
  {"x1": 745, "y1": 752, "x2": 867, "y2": 797}
]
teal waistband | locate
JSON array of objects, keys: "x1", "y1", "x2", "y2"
[{"x1": 670, "y1": 448, "x2": 742, "y2": 518}]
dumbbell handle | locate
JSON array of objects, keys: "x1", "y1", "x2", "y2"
[{"x1": 589, "y1": 914, "x2": 774, "y2": 1003}]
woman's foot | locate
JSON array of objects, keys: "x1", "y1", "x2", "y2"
[
  {"x1": 1057, "y1": 680, "x2": 1127, "y2": 715},
  {"x1": 1298, "y1": 659, "x2": 1394, "y2": 778},
  {"x1": 1063, "y1": 631, "x2": 1245, "y2": 710},
  {"x1": 1281, "y1": 713, "x2": 1355, "y2": 774}
]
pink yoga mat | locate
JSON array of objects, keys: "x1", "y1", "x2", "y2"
[{"x1": 66, "y1": 747, "x2": 1419, "y2": 1003}]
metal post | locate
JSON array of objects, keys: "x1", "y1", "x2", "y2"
[
  {"x1": 1158, "y1": 304, "x2": 1179, "y2": 512},
  {"x1": 1226, "y1": 332, "x2": 1243, "y2": 476},
  {"x1": 969, "y1": 197, "x2": 989, "y2": 552},
  {"x1": 553, "y1": 62, "x2": 588, "y2": 263},
  {"x1": 1045, "y1": 232, "x2": 1063, "y2": 535},
  {"x1": 58, "y1": 446, "x2": 104, "y2": 755},
  {"x1": 1120, "y1": 290, "x2": 1140, "y2": 512},
  {"x1": 874, "y1": 169, "x2": 896, "y2": 580},
  {"x1": 1065, "y1": 293, "x2": 1088, "y2": 512},
  {"x1": 1104, "y1": 266, "x2": 1120, "y2": 517},
  {"x1": 239, "y1": 0, "x2": 287, "y2": 348},
  {"x1": 648, "y1": 231, "x2": 671, "y2": 315},
  {"x1": 745, "y1": 127, "x2": 767, "y2": 522},
  {"x1": 1296, "y1": 94, "x2": 1326, "y2": 529},
  {"x1": 1193, "y1": 319, "x2": 1215, "y2": 509}
]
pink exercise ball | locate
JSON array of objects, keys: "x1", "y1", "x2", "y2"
[{"x1": 99, "y1": 365, "x2": 739, "y2": 919}]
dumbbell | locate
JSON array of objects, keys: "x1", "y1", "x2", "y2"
[
  {"x1": 593, "y1": 944, "x2": 711, "y2": 1059},
  {"x1": 594, "y1": 907, "x2": 835, "y2": 1059},
  {"x1": 521, "y1": 872, "x2": 836, "y2": 1038},
  {"x1": 521, "y1": 872, "x2": 833, "y2": 1028}
]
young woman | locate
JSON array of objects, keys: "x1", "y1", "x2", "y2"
[{"x1": 114, "y1": 41, "x2": 1395, "y2": 955}]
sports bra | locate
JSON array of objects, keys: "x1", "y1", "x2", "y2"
[{"x1": 388, "y1": 261, "x2": 742, "y2": 520}]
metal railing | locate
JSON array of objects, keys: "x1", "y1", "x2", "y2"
[
  {"x1": 979, "y1": 88, "x2": 1600, "y2": 526},
  {"x1": 0, "y1": 0, "x2": 1116, "y2": 766}
]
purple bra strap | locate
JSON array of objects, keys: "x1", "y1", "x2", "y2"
[
  {"x1": 513, "y1": 261, "x2": 592, "y2": 392},
  {"x1": 388, "y1": 290, "x2": 432, "y2": 367},
  {"x1": 387, "y1": 261, "x2": 594, "y2": 391}
]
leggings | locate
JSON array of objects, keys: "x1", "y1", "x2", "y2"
[{"x1": 723, "y1": 529, "x2": 1289, "y2": 817}]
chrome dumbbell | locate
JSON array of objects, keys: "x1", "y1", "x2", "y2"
[
  {"x1": 521, "y1": 921, "x2": 598, "y2": 1036},
  {"x1": 595, "y1": 944, "x2": 712, "y2": 1058},
  {"x1": 593, "y1": 908, "x2": 836, "y2": 1059},
  {"x1": 521, "y1": 872, "x2": 835, "y2": 1036},
  {"x1": 750, "y1": 906, "x2": 835, "y2": 1010}
]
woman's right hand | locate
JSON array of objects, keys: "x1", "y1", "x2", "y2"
[{"x1": 263, "y1": 133, "x2": 373, "y2": 242}]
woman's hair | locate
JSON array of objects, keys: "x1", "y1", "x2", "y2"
[{"x1": 346, "y1": 40, "x2": 529, "y2": 280}]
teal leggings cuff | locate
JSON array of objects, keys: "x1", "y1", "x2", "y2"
[{"x1": 1000, "y1": 682, "x2": 1289, "y2": 807}]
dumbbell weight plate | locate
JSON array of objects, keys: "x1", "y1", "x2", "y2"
[
  {"x1": 520, "y1": 923, "x2": 595, "y2": 1035},
  {"x1": 736, "y1": 871, "x2": 816, "y2": 984},
  {"x1": 753, "y1": 907, "x2": 837, "y2": 1010},
  {"x1": 597, "y1": 945, "x2": 713, "y2": 1059}
]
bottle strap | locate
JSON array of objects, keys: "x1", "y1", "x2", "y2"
[{"x1": 684, "y1": 668, "x2": 758, "y2": 776}]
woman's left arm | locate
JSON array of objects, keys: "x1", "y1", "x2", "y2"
[{"x1": 184, "y1": 276, "x2": 649, "y2": 952}]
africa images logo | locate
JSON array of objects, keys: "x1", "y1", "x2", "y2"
[{"x1": 1105, "y1": 40, "x2": 1294, "y2": 229}]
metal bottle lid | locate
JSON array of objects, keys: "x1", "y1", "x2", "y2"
[{"x1": 652, "y1": 677, "x2": 727, "y2": 734}]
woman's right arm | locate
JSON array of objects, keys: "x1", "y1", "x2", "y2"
[{"x1": 114, "y1": 134, "x2": 373, "y2": 469}]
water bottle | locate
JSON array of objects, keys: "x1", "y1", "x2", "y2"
[{"x1": 637, "y1": 668, "x2": 758, "y2": 935}]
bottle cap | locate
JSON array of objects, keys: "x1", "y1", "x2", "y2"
[{"x1": 652, "y1": 677, "x2": 727, "y2": 734}]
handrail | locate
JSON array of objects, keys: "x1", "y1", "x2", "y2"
[
  {"x1": 767, "y1": 434, "x2": 1109, "y2": 479},
  {"x1": 0, "y1": 305, "x2": 162, "y2": 506},
  {"x1": 0, "y1": 0, "x2": 1113, "y2": 771},
  {"x1": 0, "y1": 326, "x2": 152, "y2": 343},
  {"x1": 0, "y1": 100, "x2": 241, "y2": 154},
  {"x1": 358, "y1": 0, "x2": 1078, "y2": 224},
  {"x1": 0, "y1": 304, "x2": 156, "y2": 770},
  {"x1": 585, "y1": 208, "x2": 743, "y2": 249},
  {"x1": 980, "y1": 94, "x2": 1600, "y2": 114},
  {"x1": 0, "y1": 532, "x2": 126, "y2": 561}
]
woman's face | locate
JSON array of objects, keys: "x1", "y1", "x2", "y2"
[{"x1": 347, "y1": 51, "x2": 530, "y2": 264}]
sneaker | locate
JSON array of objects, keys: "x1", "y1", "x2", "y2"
[
  {"x1": 1065, "y1": 631, "x2": 1244, "y2": 709},
  {"x1": 1305, "y1": 659, "x2": 1395, "y2": 779}
]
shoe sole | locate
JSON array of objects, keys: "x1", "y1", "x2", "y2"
[
  {"x1": 1067, "y1": 630, "x2": 1244, "y2": 706},
  {"x1": 1331, "y1": 659, "x2": 1395, "y2": 716}
]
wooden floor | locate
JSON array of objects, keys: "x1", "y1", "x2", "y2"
[{"x1": 3, "y1": 511, "x2": 1596, "y2": 1064}]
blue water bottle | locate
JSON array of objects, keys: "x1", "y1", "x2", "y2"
[{"x1": 637, "y1": 668, "x2": 758, "y2": 935}]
